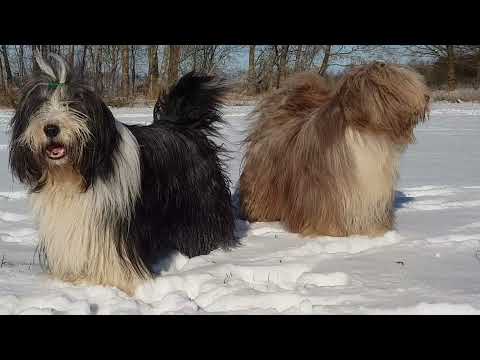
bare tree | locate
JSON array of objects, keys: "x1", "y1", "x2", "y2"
[
  {"x1": 253, "y1": 45, "x2": 389, "y2": 92},
  {"x1": 90, "y1": 46, "x2": 104, "y2": 94},
  {"x1": 270, "y1": 45, "x2": 290, "y2": 89},
  {"x1": 457, "y1": 45, "x2": 480, "y2": 89},
  {"x1": 293, "y1": 45, "x2": 302, "y2": 72},
  {"x1": 17, "y1": 45, "x2": 25, "y2": 78},
  {"x1": 98, "y1": 46, "x2": 105, "y2": 94},
  {"x1": 407, "y1": 45, "x2": 460, "y2": 91},
  {"x1": 0, "y1": 56, "x2": 5, "y2": 94},
  {"x1": 130, "y1": 45, "x2": 136, "y2": 95},
  {"x1": 31, "y1": 45, "x2": 40, "y2": 73},
  {"x1": 167, "y1": 45, "x2": 181, "y2": 88},
  {"x1": 318, "y1": 45, "x2": 331, "y2": 76},
  {"x1": 297, "y1": 46, "x2": 322, "y2": 71},
  {"x1": 41, "y1": 45, "x2": 48, "y2": 58},
  {"x1": 68, "y1": 45, "x2": 75, "y2": 69},
  {"x1": 191, "y1": 45, "x2": 198, "y2": 71},
  {"x1": 147, "y1": 45, "x2": 159, "y2": 98},
  {"x1": 200, "y1": 45, "x2": 223, "y2": 73},
  {"x1": 278, "y1": 45, "x2": 290, "y2": 83},
  {"x1": 80, "y1": 45, "x2": 88, "y2": 78},
  {"x1": 248, "y1": 45, "x2": 256, "y2": 94},
  {"x1": 254, "y1": 46, "x2": 276, "y2": 91},
  {"x1": 473, "y1": 47, "x2": 480, "y2": 89},
  {"x1": 121, "y1": 45, "x2": 130, "y2": 97},
  {"x1": 104, "y1": 45, "x2": 118, "y2": 95},
  {"x1": 159, "y1": 45, "x2": 169, "y2": 84},
  {"x1": 446, "y1": 45, "x2": 456, "y2": 91},
  {"x1": 8, "y1": 43, "x2": 480, "y2": 105},
  {"x1": 1, "y1": 46, "x2": 13, "y2": 87},
  {"x1": 180, "y1": 45, "x2": 240, "y2": 75}
]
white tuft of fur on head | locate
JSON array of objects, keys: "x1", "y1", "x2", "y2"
[
  {"x1": 32, "y1": 50, "x2": 70, "y2": 107},
  {"x1": 48, "y1": 53, "x2": 67, "y2": 84},
  {"x1": 34, "y1": 49, "x2": 57, "y2": 81}
]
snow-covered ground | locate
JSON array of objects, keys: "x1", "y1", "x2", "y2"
[{"x1": 0, "y1": 102, "x2": 479, "y2": 315}]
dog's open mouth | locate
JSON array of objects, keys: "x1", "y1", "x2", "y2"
[{"x1": 46, "y1": 144, "x2": 66, "y2": 160}]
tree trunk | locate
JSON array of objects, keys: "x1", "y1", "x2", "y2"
[
  {"x1": 294, "y1": 45, "x2": 303, "y2": 72},
  {"x1": 274, "y1": 45, "x2": 289, "y2": 89},
  {"x1": 167, "y1": 45, "x2": 181, "y2": 88},
  {"x1": 41, "y1": 45, "x2": 48, "y2": 58},
  {"x1": 110, "y1": 46, "x2": 119, "y2": 95},
  {"x1": 0, "y1": 56, "x2": 5, "y2": 95},
  {"x1": 19, "y1": 45, "x2": 25, "y2": 78},
  {"x1": 130, "y1": 45, "x2": 136, "y2": 96},
  {"x1": 94, "y1": 46, "x2": 104, "y2": 95},
  {"x1": 159, "y1": 45, "x2": 169, "y2": 83},
  {"x1": 192, "y1": 45, "x2": 198, "y2": 71},
  {"x1": 80, "y1": 45, "x2": 88, "y2": 78},
  {"x1": 318, "y1": 45, "x2": 331, "y2": 76},
  {"x1": 273, "y1": 46, "x2": 281, "y2": 89},
  {"x1": 200, "y1": 46, "x2": 207, "y2": 72},
  {"x1": 32, "y1": 45, "x2": 40, "y2": 73},
  {"x1": 1, "y1": 45, "x2": 13, "y2": 87},
  {"x1": 69, "y1": 45, "x2": 75, "y2": 68},
  {"x1": 206, "y1": 45, "x2": 217, "y2": 73},
  {"x1": 121, "y1": 45, "x2": 130, "y2": 98},
  {"x1": 89, "y1": 46, "x2": 101, "y2": 93},
  {"x1": 475, "y1": 52, "x2": 480, "y2": 90},
  {"x1": 264, "y1": 46, "x2": 276, "y2": 91},
  {"x1": 147, "y1": 45, "x2": 159, "y2": 98},
  {"x1": 279, "y1": 45, "x2": 289, "y2": 81},
  {"x1": 446, "y1": 45, "x2": 456, "y2": 92},
  {"x1": 248, "y1": 45, "x2": 256, "y2": 94}
]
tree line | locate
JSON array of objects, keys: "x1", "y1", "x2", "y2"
[{"x1": 1, "y1": 45, "x2": 480, "y2": 106}]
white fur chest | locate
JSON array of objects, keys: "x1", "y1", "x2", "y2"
[
  {"x1": 29, "y1": 123, "x2": 143, "y2": 290},
  {"x1": 31, "y1": 176, "x2": 104, "y2": 276},
  {"x1": 344, "y1": 127, "x2": 404, "y2": 229}
]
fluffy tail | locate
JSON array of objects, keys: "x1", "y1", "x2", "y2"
[{"x1": 153, "y1": 71, "x2": 228, "y2": 136}]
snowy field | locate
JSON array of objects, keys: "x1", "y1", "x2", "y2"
[{"x1": 0, "y1": 102, "x2": 479, "y2": 315}]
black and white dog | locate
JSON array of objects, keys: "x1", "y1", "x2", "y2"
[{"x1": 9, "y1": 53, "x2": 237, "y2": 295}]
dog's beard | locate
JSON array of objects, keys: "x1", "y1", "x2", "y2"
[
  {"x1": 17, "y1": 137, "x2": 86, "y2": 192},
  {"x1": 18, "y1": 108, "x2": 91, "y2": 182}
]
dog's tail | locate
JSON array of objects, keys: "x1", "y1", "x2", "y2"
[{"x1": 153, "y1": 71, "x2": 228, "y2": 136}]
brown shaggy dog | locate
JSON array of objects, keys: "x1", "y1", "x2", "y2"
[{"x1": 239, "y1": 62, "x2": 430, "y2": 237}]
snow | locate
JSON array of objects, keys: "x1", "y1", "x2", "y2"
[{"x1": 1, "y1": 102, "x2": 480, "y2": 314}]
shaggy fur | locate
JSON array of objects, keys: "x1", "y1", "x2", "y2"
[
  {"x1": 9, "y1": 53, "x2": 237, "y2": 295},
  {"x1": 240, "y1": 62, "x2": 430, "y2": 237}
]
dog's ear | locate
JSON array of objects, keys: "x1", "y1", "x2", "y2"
[
  {"x1": 9, "y1": 133, "x2": 45, "y2": 191},
  {"x1": 9, "y1": 89, "x2": 48, "y2": 191},
  {"x1": 77, "y1": 91, "x2": 120, "y2": 190}
]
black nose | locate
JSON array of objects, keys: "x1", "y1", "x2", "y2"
[{"x1": 44, "y1": 124, "x2": 60, "y2": 138}]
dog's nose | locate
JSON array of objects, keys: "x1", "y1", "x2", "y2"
[{"x1": 44, "y1": 124, "x2": 60, "y2": 138}]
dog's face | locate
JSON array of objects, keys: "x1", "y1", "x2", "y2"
[
  {"x1": 336, "y1": 62, "x2": 431, "y2": 144},
  {"x1": 17, "y1": 88, "x2": 91, "y2": 168},
  {"x1": 9, "y1": 55, "x2": 119, "y2": 191}
]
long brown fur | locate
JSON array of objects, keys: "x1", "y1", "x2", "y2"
[{"x1": 240, "y1": 62, "x2": 430, "y2": 237}]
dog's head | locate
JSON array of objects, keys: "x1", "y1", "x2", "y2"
[
  {"x1": 9, "y1": 52, "x2": 119, "y2": 191},
  {"x1": 334, "y1": 62, "x2": 431, "y2": 144}
]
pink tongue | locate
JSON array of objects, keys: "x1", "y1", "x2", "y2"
[{"x1": 48, "y1": 147, "x2": 65, "y2": 158}]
